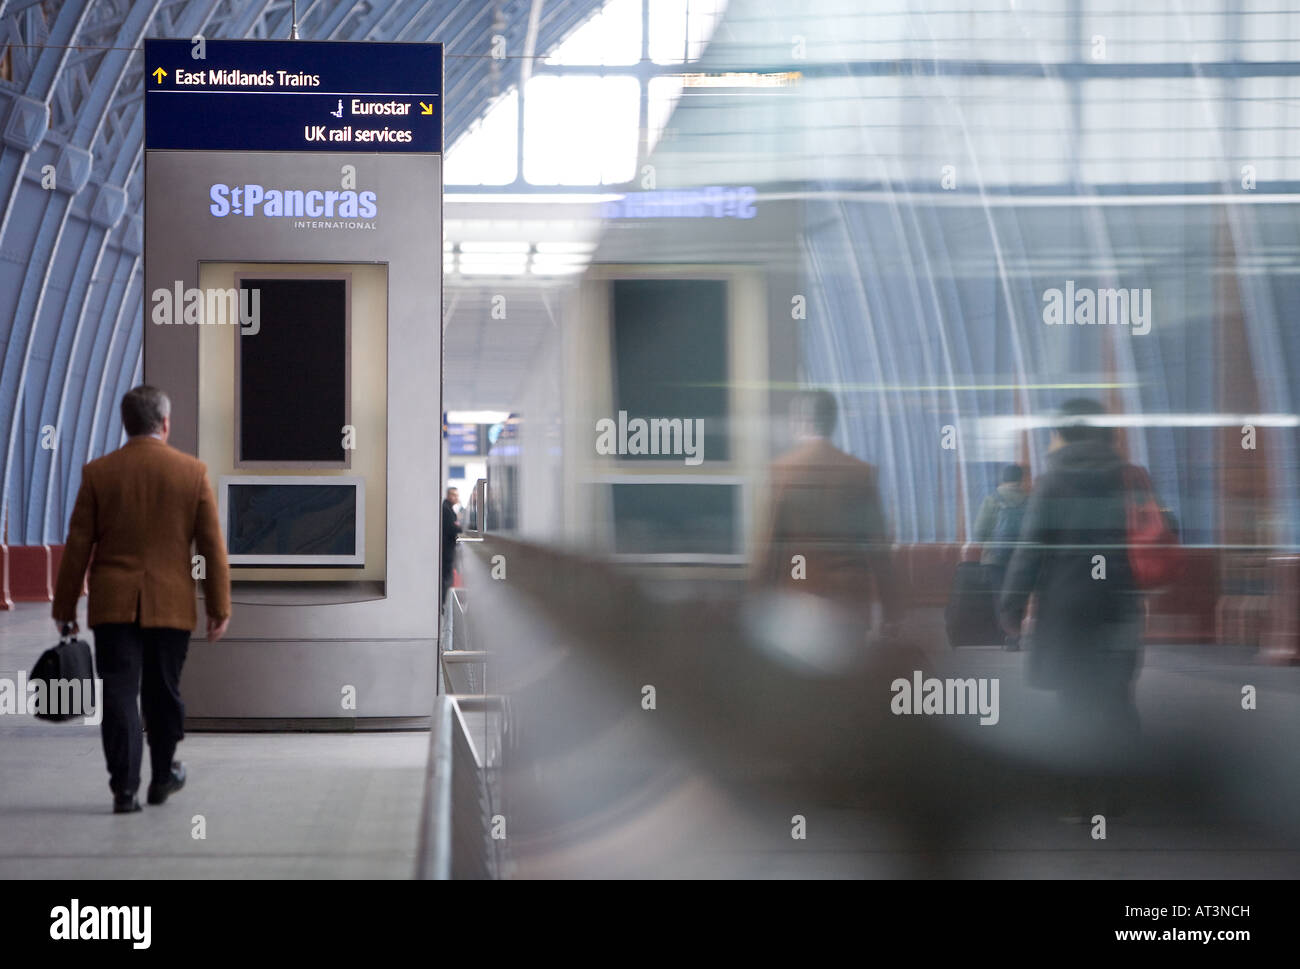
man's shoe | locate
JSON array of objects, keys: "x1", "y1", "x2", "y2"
[
  {"x1": 113, "y1": 793, "x2": 141, "y2": 814},
  {"x1": 147, "y1": 762, "x2": 186, "y2": 805}
]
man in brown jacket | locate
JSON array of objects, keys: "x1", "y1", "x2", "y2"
[
  {"x1": 755, "y1": 389, "x2": 902, "y2": 626},
  {"x1": 52, "y1": 385, "x2": 231, "y2": 814}
]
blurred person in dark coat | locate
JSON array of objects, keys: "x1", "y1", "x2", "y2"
[
  {"x1": 974, "y1": 463, "x2": 1030, "y2": 649},
  {"x1": 441, "y1": 486, "x2": 462, "y2": 648},
  {"x1": 973, "y1": 464, "x2": 1029, "y2": 569},
  {"x1": 442, "y1": 486, "x2": 462, "y2": 594},
  {"x1": 998, "y1": 398, "x2": 1145, "y2": 807}
]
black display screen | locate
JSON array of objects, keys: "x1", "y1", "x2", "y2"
[
  {"x1": 611, "y1": 279, "x2": 729, "y2": 462},
  {"x1": 238, "y1": 277, "x2": 348, "y2": 464},
  {"x1": 610, "y1": 482, "x2": 738, "y2": 555},
  {"x1": 226, "y1": 483, "x2": 358, "y2": 558}
]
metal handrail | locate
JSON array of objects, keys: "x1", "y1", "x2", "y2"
[
  {"x1": 422, "y1": 533, "x2": 508, "y2": 878},
  {"x1": 443, "y1": 584, "x2": 483, "y2": 690},
  {"x1": 416, "y1": 694, "x2": 503, "y2": 880},
  {"x1": 452, "y1": 586, "x2": 469, "y2": 651},
  {"x1": 415, "y1": 697, "x2": 457, "y2": 880}
]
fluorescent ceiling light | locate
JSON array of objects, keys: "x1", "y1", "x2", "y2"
[
  {"x1": 459, "y1": 264, "x2": 529, "y2": 276},
  {"x1": 460, "y1": 241, "x2": 531, "y2": 254},
  {"x1": 531, "y1": 252, "x2": 589, "y2": 264},
  {"x1": 447, "y1": 410, "x2": 512, "y2": 424}
]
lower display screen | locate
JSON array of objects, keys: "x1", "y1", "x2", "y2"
[
  {"x1": 226, "y1": 483, "x2": 359, "y2": 562},
  {"x1": 610, "y1": 482, "x2": 738, "y2": 556}
]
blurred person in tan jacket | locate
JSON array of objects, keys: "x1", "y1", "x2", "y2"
[
  {"x1": 52, "y1": 385, "x2": 231, "y2": 814},
  {"x1": 754, "y1": 389, "x2": 902, "y2": 629}
]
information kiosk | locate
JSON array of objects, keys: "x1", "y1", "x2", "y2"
[{"x1": 143, "y1": 39, "x2": 443, "y2": 722}]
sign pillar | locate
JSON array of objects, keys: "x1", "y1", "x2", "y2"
[{"x1": 143, "y1": 39, "x2": 444, "y2": 721}]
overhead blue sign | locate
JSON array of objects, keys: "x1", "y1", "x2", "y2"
[
  {"x1": 446, "y1": 423, "x2": 484, "y2": 456},
  {"x1": 602, "y1": 186, "x2": 757, "y2": 220},
  {"x1": 145, "y1": 39, "x2": 442, "y2": 153}
]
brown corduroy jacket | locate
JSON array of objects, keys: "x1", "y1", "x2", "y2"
[{"x1": 52, "y1": 436, "x2": 231, "y2": 630}]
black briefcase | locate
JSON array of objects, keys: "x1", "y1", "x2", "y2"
[{"x1": 29, "y1": 624, "x2": 97, "y2": 721}]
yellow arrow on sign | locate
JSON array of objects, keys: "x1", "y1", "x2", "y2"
[
  {"x1": 152, "y1": 67, "x2": 167, "y2": 83},
  {"x1": 419, "y1": 102, "x2": 433, "y2": 115}
]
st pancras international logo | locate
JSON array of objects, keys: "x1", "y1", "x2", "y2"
[{"x1": 208, "y1": 182, "x2": 378, "y2": 231}]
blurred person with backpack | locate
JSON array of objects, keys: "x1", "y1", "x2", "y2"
[{"x1": 973, "y1": 464, "x2": 1029, "y2": 649}]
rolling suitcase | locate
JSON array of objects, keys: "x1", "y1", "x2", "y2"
[{"x1": 944, "y1": 562, "x2": 1004, "y2": 647}]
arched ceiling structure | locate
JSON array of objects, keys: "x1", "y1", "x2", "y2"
[{"x1": 0, "y1": 0, "x2": 603, "y2": 543}]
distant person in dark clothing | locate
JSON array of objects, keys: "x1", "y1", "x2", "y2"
[
  {"x1": 998, "y1": 399, "x2": 1146, "y2": 813},
  {"x1": 974, "y1": 464, "x2": 1029, "y2": 649},
  {"x1": 442, "y1": 486, "x2": 461, "y2": 601},
  {"x1": 755, "y1": 389, "x2": 902, "y2": 629},
  {"x1": 974, "y1": 464, "x2": 1028, "y2": 567},
  {"x1": 441, "y1": 487, "x2": 461, "y2": 648}
]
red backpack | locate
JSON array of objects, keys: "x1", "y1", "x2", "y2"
[{"x1": 1123, "y1": 465, "x2": 1186, "y2": 590}]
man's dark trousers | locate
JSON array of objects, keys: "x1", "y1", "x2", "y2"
[{"x1": 92, "y1": 623, "x2": 190, "y2": 797}]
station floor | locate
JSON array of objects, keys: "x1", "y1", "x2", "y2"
[
  {"x1": 480, "y1": 606, "x2": 1300, "y2": 880},
  {"x1": 3, "y1": 599, "x2": 1299, "y2": 879},
  {"x1": 0, "y1": 603, "x2": 428, "y2": 879}
]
